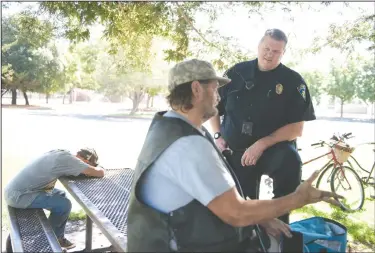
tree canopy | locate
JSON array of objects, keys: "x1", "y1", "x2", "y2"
[
  {"x1": 1, "y1": 11, "x2": 60, "y2": 104},
  {"x1": 39, "y1": 2, "x2": 301, "y2": 71}
]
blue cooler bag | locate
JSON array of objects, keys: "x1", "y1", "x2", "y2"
[{"x1": 290, "y1": 217, "x2": 347, "y2": 252}]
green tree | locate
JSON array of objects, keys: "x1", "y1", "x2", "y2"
[
  {"x1": 311, "y1": 13, "x2": 374, "y2": 53},
  {"x1": 1, "y1": 64, "x2": 14, "y2": 96},
  {"x1": 146, "y1": 86, "x2": 163, "y2": 108},
  {"x1": 96, "y1": 56, "x2": 148, "y2": 114},
  {"x1": 95, "y1": 46, "x2": 169, "y2": 114},
  {"x1": 325, "y1": 60, "x2": 358, "y2": 117},
  {"x1": 69, "y1": 44, "x2": 99, "y2": 90},
  {"x1": 55, "y1": 43, "x2": 99, "y2": 103},
  {"x1": 356, "y1": 61, "x2": 375, "y2": 105},
  {"x1": 34, "y1": 45, "x2": 64, "y2": 103},
  {"x1": 301, "y1": 71, "x2": 325, "y2": 105},
  {"x1": 1, "y1": 12, "x2": 56, "y2": 105}
]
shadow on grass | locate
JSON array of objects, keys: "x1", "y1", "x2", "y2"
[
  {"x1": 2, "y1": 104, "x2": 53, "y2": 110},
  {"x1": 24, "y1": 111, "x2": 154, "y2": 122},
  {"x1": 316, "y1": 116, "x2": 375, "y2": 124}
]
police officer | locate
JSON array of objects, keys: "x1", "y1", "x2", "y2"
[{"x1": 209, "y1": 29, "x2": 316, "y2": 224}]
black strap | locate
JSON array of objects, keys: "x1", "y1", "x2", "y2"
[
  {"x1": 202, "y1": 127, "x2": 245, "y2": 197},
  {"x1": 203, "y1": 127, "x2": 269, "y2": 253},
  {"x1": 233, "y1": 61, "x2": 256, "y2": 93}
]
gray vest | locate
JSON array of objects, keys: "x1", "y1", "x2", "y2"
[{"x1": 127, "y1": 111, "x2": 254, "y2": 252}]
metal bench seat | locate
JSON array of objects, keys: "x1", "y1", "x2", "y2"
[{"x1": 6, "y1": 206, "x2": 63, "y2": 252}]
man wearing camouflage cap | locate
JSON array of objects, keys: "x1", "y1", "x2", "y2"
[
  {"x1": 4, "y1": 148, "x2": 105, "y2": 249},
  {"x1": 127, "y1": 59, "x2": 342, "y2": 252}
]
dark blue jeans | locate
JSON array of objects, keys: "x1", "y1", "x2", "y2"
[
  {"x1": 28, "y1": 188, "x2": 72, "y2": 238},
  {"x1": 226, "y1": 141, "x2": 302, "y2": 224}
]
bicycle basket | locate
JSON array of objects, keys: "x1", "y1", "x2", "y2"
[{"x1": 333, "y1": 143, "x2": 354, "y2": 163}]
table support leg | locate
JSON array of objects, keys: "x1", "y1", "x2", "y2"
[{"x1": 85, "y1": 215, "x2": 93, "y2": 251}]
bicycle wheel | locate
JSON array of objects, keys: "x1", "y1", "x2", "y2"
[
  {"x1": 330, "y1": 165, "x2": 365, "y2": 212},
  {"x1": 316, "y1": 163, "x2": 335, "y2": 191}
]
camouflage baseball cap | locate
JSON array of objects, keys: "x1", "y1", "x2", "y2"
[{"x1": 168, "y1": 59, "x2": 231, "y2": 91}]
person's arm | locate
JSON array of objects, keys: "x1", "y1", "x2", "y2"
[
  {"x1": 256, "y1": 121, "x2": 304, "y2": 150},
  {"x1": 207, "y1": 171, "x2": 342, "y2": 227},
  {"x1": 81, "y1": 165, "x2": 105, "y2": 178},
  {"x1": 209, "y1": 114, "x2": 221, "y2": 133},
  {"x1": 209, "y1": 85, "x2": 227, "y2": 133},
  {"x1": 209, "y1": 68, "x2": 234, "y2": 149},
  {"x1": 241, "y1": 122, "x2": 304, "y2": 166},
  {"x1": 208, "y1": 187, "x2": 300, "y2": 226},
  {"x1": 56, "y1": 151, "x2": 105, "y2": 178},
  {"x1": 163, "y1": 137, "x2": 341, "y2": 228}
]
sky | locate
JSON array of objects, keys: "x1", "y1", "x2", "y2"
[{"x1": 2, "y1": 1, "x2": 373, "y2": 75}]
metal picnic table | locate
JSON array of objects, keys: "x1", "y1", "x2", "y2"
[{"x1": 59, "y1": 168, "x2": 134, "y2": 252}]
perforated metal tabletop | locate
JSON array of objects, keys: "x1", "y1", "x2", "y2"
[{"x1": 59, "y1": 168, "x2": 134, "y2": 252}]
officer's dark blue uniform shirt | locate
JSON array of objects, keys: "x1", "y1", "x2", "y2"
[{"x1": 217, "y1": 58, "x2": 316, "y2": 150}]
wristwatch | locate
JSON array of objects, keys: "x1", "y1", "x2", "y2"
[{"x1": 214, "y1": 132, "x2": 221, "y2": 139}]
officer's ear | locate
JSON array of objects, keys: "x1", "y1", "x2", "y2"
[{"x1": 282, "y1": 47, "x2": 287, "y2": 55}]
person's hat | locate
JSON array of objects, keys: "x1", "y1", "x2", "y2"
[
  {"x1": 77, "y1": 148, "x2": 99, "y2": 167},
  {"x1": 168, "y1": 59, "x2": 231, "y2": 92}
]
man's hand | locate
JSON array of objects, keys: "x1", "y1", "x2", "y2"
[
  {"x1": 259, "y1": 218, "x2": 292, "y2": 238},
  {"x1": 295, "y1": 170, "x2": 344, "y2": 207},
  {"x1": 215, "y1": 137, "x2": 228, "y2": 152},
  {"x1": 241, "y1": 140, "x2": 267, "y2": 166}
]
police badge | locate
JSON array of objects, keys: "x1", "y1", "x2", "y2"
[
  {"x1": 298, "y1": 84, "x2": 306, "y2": 101},
  {"x1": 275, "y1": 83, "x2": 283, "y2": 95}
]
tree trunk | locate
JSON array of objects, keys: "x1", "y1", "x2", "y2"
[
  {"x1": 151, "y1": 96, "x2": 154, "y2": 108},
  {"x1": 69, "y1": 89, "x2": 74, "y2": 104},
  {"x1": 11, "y1": 88, "x2": 17, "y2": 105},
  {"x1": 340, "y1": 99, "x2": 344, "y2": 118},
  {"x1": 22, "y1": 90, "x2": 29, "y2": 105},
  {"x1": 46, "y1": 93, "x2": 49, "y2": 104},
  {"x1": 63, "y1": 93, "x2": 66, "y2": 104},
  {"x1": 130, "y1": 91, "x2": 145, "y2": 115},
  {"x1": 146, "y1": 95, "x2": 151, "y2": 108}
]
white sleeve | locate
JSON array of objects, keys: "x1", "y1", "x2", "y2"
[{"x1": 160, "y1": 135, "x2": 236, "y2": 206}]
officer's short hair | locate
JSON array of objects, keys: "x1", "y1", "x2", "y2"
[
  {"x1": 261, "y1": 29, "x2": 288, "y2": 47},
  {"x1": 166, "y1": 79, "x2": 211, "y2": 112}
]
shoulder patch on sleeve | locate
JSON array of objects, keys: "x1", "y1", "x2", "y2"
[{"x1": 297, "y1": 84, "x2": 306, "y2": 101}]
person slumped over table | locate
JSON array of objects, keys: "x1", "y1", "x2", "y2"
[
  {"x1": 127, "y1": 59, "x2": 342, "y2": 252},
  {"x1": 4, "y1": 148, "x2": 105, "y2": 249}
]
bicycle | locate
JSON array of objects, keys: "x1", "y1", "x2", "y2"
[
  {"x1": 302, "y1": 132, "x2": 366, "y2": 212},
  {"x1": 345, "y1": 142, "x2": 375, "y2": 191}
]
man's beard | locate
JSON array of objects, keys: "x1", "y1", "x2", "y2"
[
  {"x1": 201, "y1": 89, "x2": 218, "y2": 122},
  {"x1": 202, "y1": 106, "x2": 218, "y2": 122}
]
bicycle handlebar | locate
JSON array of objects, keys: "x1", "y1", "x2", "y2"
[
  {"x1": 330, "y1": 132, "x2": 353, "y2": 142},
  {"x1": 343, "y1": 132, "x2": 352, "y2": 138},
  {"x1": 311, "y1": 132, "x2": 354, "y2": 149},
  {"x1": 311, "y1": 141, "x2": 324, "y2": 147},
  {"x1": 331, "y1": 135, "x2": 339, "y2": 141}
]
